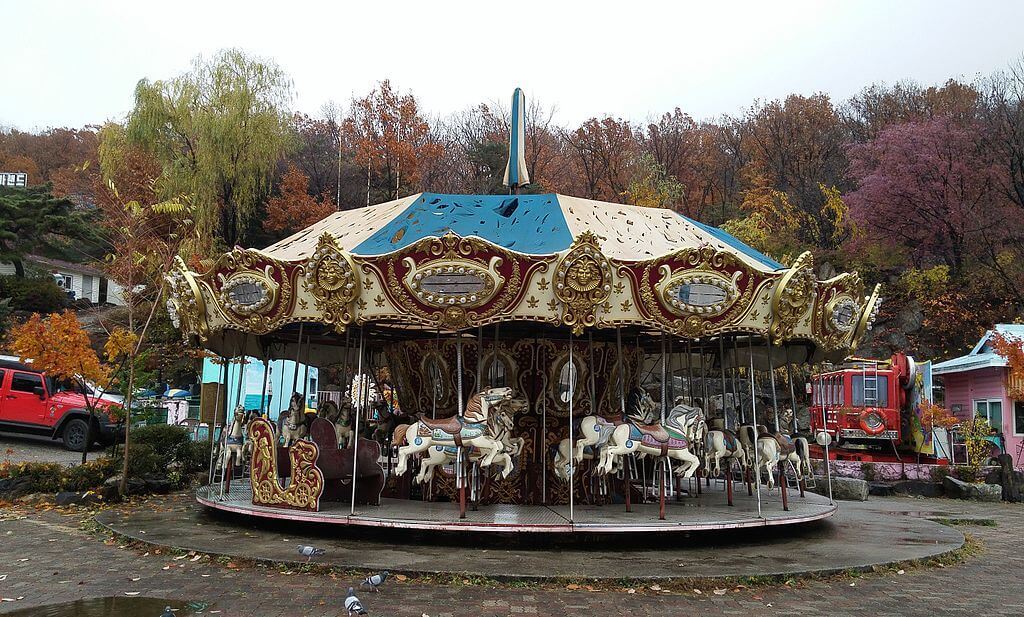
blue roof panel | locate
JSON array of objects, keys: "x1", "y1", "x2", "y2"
[
  {"x1": 677, "y1": 214, "x2": 785, "y2": 270},
  {"x1": 352, "y1": 193, "x2": 573, "y2": 255}
]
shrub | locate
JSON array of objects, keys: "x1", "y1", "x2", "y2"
[
  {"x1": 115, "y1": 424, "x2": 209, "y2": 477},
  {"x1": 0, "y1": 275, "x2": 68, "y2": 313},
  {"x1": 1, "y1": 462, "x2": 65, "y2": 493},
  {"x1": 62, "y1": 458, "x2": 117, "y2": 491}
]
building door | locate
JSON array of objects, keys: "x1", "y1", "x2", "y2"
[{"x1": 99, "y1": 278, "x2": 109, "y2": 304}]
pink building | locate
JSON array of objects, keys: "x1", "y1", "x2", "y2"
[{"x1": 933, "y1": 324, "x2": 1024, "y2": 466}]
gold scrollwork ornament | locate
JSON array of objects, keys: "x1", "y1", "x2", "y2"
[
  {"x1": 554, "y1": 232, "x2": 612, "y2": 334},
  {"x1": 303, "y1": 233, "x2": 360, "y2": 332},
  {"x1": 769, "y1": 251, "x2": 816, "y2": 343}
]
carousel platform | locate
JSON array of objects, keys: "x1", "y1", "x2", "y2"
[
  {"x1": 196, "y1": 479, "x2": 836, "y2": 533},
  {"x1": 97, "y1": 492, "x2": 965, "y2": 581}
]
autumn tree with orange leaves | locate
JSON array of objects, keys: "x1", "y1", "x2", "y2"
[
  {"x1": 264, "y1": 165, "x2": 335, "y2": 235},
  {"x1": 344, "y1": 81, "x2": 442, "y2": 202},
  {"x1": 8, "y1": 312, "x2": 112, "y2": 464}
]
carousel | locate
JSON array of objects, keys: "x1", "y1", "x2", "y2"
[{"x1": 169, "y1": 91, "x2": 880, "y2": 534}]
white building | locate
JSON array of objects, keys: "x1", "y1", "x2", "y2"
[{"x1": 0, "y1": 255, "x2": 125, "y2": 305}]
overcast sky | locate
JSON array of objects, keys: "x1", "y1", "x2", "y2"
[{"x1": 2, "y1": 0, "x2": 1023, "y2": 131}]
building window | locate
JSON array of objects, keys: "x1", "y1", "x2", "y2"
[
  {"x1": 974, "y1": 399, "x2": 1003, "y2": 431},
  {"x1": 56, "y1": 274, "x2": 73, "y2": 290},
  {"x1": 1015, "y1": 401, "x2": 1024, "y2": 436}
]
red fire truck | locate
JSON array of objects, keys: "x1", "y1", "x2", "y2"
[{"x1": 809, "y1": 353, "x2": 918, "y2": 452}]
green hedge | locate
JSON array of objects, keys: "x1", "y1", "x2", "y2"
[
  {"x1": 114, "y1": 424, "x2": 210, "y2": 478},
  {"x1": 0, "y1": 458, "x2": 116, "y2": 493},
  {"x1": 0, "y1": 275, "x2": 68, "y2": 313}
]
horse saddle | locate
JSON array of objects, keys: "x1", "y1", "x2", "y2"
[
  {"x1": 419, "y1": 415, "x2": 463, "y2": 434},
  {"x1": 632, "y1": 422, "x2": 669, "y2": 443},
  {"x1": 720, "y1": 429, "x2": 739, "y2": 452},
  {"x1": 771, "y1": 432, "x2": 796, "y2": 456}
]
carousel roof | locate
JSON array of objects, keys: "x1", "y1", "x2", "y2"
[
  {"x1": 263, "y1": 193, "x2": 784, "y2": 271},
  {"x1": 166, "y1": 190, "x2": 880, "y2": 365}
]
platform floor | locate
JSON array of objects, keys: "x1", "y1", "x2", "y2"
[{"x1": 197, "y1": 479, "x2": 835, "y2": 533}]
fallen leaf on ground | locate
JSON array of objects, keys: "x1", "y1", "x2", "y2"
[
  {"x1": 626, "y1": 588, "x2": 636, "y2": 594},
  {"x1": 692, "y1": 589, "x2": 702, "y2": 594},
  {"x1": 713, "y1": 589, "x2": 727, "y2": 595},
  {"x1": 396, "y1": 574, "x2": 407, "y2": 581},
  {"x1": 897, "y1": 569, "x2": 905, "y2": 575},
  {"x1": 650, "y1": 584, "x2": 661, "y2": 591},
  {"x1": 124, "y1": 592, "x2": 140, "y2": 597}
]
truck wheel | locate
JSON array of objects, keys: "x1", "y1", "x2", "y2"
[{"x1": 61, "y1": 418, "x2": 90, "y2": 452}]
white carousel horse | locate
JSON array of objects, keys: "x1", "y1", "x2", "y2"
[
  {"x1": 412, "y1": 398, "x2": 527, "y2": 484},
  {"x1": 704, "y1": 428, "x2": 747, "y2": 477},
  {"x1": 281, "y1": 393, "x2": 309, "y2": 447},
  {"x1": 746, "y1": 425, "x2": 811, "y2": 489},
  {"x1": 393, "y1": 386, "x2": 514, "y2": 477},
  {"x1": 221, "y1": 406, "x2": 248, "y2": 474},
  {"x1": 598, "y1": 388, "x2": 701, "y2": 477},
  {"x1": 318, "y1": 396, "x2": 354, "y2": 447}
]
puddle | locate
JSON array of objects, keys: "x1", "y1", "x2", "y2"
[{"x1": 2, "y1": 597, "x2": 209, "y2": 616}]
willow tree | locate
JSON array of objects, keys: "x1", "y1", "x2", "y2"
[{"x1": 124, "y1": 49, "x2": 293, "y2": 250}]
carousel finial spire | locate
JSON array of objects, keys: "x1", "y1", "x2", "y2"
[{"x1": 502, "y1": 87, "x2": 530, "y2": 193}]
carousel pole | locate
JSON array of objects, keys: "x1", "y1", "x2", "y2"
[
  {"x1": 819, "y1": 367, "x2": 835, "y2": 505},
  {"x1": 616, "y1": 326, "x2": 631, "y2": 512},
  {"x1": 697, "y1": 339, "x2": 706, "y2": 493},
  {"x1": 733, "y1": 338, "x2": 745, "y2": 425},
  {"x1": 291, "y1": 323, "x2": 304, "y2": 399},
  {"x1": 477, "y1": 326, "x2": 484, "y2": 392},
  {"x1": 540, "y1": 339, "x2": 548, "y2": 505},
  {"x1": 258, "y1": 339, "x2": 271, "y2": 416},
  {"x1": 568, "y1": 332, "x2": 575, "y2": 524},
  {"x1": 350, "y1": 326, "x2": 365, "y2": 515},
  {"x1": 768, "y1": 341, "x2": 780, "y2": 433},
  {"x1": 225, "y1": 340, "x2": 248, "y2": 495},
  {"x1": 341, "y1": 327, "x2": 351, "y2": 424},
  {"x1": 587, "y1": 330, "x2": 599, "y2": 501},
  {"x1": 492, "y1": 324, "x2": 500, "y2": 386},
  {"x1": 686, "y1": 339, "x2": 693, "y2": 405},
  {"x1": 787, "y1": 363, "x2": 799, "y2": 435},
  {"x1": 748, "y1": 337, "x2": 763, "y2": 518},
  {"x1": 659, "y1": 331, "x2": 667, "y2": 520},
  {"x1": 766, "y1": 339, "x2": 790, "y2": 510},
  {"x1": 718, "y1": 337, "x2": 729, "y2": 430},
  {"x1": 207, "y1": 355, "x2": 227, "y2": 486},
  {"x1": 456, "y1": 333, "x2": 467, "y2": 519}
]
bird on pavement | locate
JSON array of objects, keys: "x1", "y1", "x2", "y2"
[
  {"x1": 361, "y1": 570, "x2": 389, "y2": 592},
  {"x1": 160, "y1": 608, "x2": 175, "y2": 617},
  {"x1": 297, "y1": 544, "x2": 326, "y2": 562},
  {"x1": 345, "y1": 587, "x2": 368, "y2": 615}
]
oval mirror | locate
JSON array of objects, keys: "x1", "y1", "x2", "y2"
[
  {"x1": 677, "y1": 282, "x2": 728, "y2": 307},
  {"x1": 227, "y1": 281, "x2": 267, "y2": 307}
]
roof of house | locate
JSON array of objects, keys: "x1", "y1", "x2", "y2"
[
  {"x1": 932, "y1": 324, "x2": 1024, "y2": 375},
  {"x1": 25, "y1": 254, "x2": 104, "y2": 277}
]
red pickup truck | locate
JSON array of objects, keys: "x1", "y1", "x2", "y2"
[{"x1": 0, "y1": 358, "x2": 124, "y2": 451}]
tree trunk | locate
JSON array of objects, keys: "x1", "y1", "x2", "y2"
[
  {"x1": 119, "y1": 361, "x2": 136, "y2": 495},
  {"x1": 13, "y1": 258, "x2": 24, "y2": 278}
]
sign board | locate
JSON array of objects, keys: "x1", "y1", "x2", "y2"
[{"x1": 0, "y1": 172, "x2": 28, "y2": 187}]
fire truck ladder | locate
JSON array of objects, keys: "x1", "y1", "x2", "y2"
[{"x1": 862, "y1": 361, "x2": 879, "y2": 407}]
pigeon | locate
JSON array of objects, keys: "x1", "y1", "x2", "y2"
[
  {"x1": 160, "y1": 608, "x2": 175, "y2": 617},
  {"x1": 361, "y1": 570, "x2": 389, "y2": 592},
  {"x1": 297, "y1": 544, "x2": 326, "y2": 562},
  {"x1": 345, "y1": 587, "x2": 368, "y2": 615}
]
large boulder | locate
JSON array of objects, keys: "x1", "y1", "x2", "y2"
[
  {"x1": 809, "y1": 476, "x2": 868, "y2": 501},
  {"x1": 104, "y1": 475, "x2": 146, "y2": 495},
  {"x1": 54, "y1": 491, "x2": 104, "y2": 507},
  {"x1": 943, "y1": 476, "x2": 1001, "y2": 502},
  {"x1": 868, "y1": 482, "x2": 896, "y2": 497},
  {"x1": 893, "y1": 479, "x2": 944, "y2": 498},
  {"x1": 141, "y1": 473, "x2": 173, "y2": 494},
  {"x1": 0, "y1": 476, "x2": 33, "y2": 500}
]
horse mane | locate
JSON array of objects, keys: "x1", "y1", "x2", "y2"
[
  {"x1": 393, "y1": 423, "x2": 410, "y2": 446},
  {"x1": 464, "y1": 392, "x2": 483, "y2": 419}
]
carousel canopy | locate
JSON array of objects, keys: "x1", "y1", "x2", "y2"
[
  {"x1": 165, "y1": 191, "x2": 879, "y2": 366},
  {"x1": 262, "y1": 193, "x2": 784, "y2": 271}
]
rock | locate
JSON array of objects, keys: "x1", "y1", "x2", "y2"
[
  {"x1": 104, "y1": 475, "x2": 145, "y2": 495},
  {"x1": 809, "y1": 476, "x2": 868, "y2": 501},
  {"x1": 141, "y1": 473, "x2": 172, "y2": 494},
  {"x1": 868, "y1": 482, "x2": 896, "y2": 497},
  {"x1": 0, "y1": 476, "x2": 33, "y2": 500},
  {"x1": 995, "y1": 454, "x2": 1022, "y2": 503},
  {"x1": 943, "y1": 476, "x2": 1002, "y2": 502},
  {"x1": 55, "y1": 491, "x2": 104, "y2": 507},
  {"x1": 17, "y1": 492, "x2": 53, "y2": 505},
  {"x1": 893, "y1": 479, "x2": 944, "y2": 498}
]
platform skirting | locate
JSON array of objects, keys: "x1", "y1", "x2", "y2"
[{"x1": 197, "y1": 480, "x2": 836, "y2": 534}]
